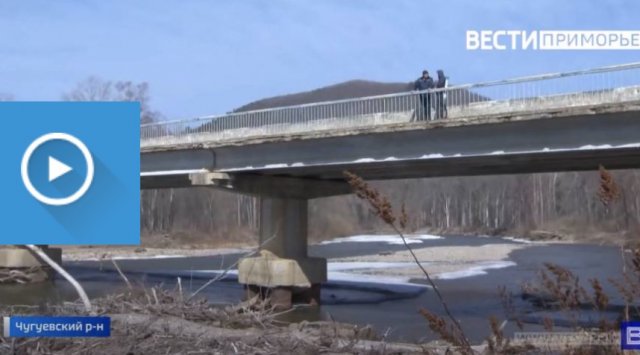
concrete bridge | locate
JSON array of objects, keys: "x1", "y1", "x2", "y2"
[{"x1": 139, "y1": 62, "x2": 640, "y2": 308}]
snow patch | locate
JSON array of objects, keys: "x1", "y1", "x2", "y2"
[
  {"x1": 328, "y1": 261, "x2": 417, "y2": 272},
  {"x1": 579, "y1": 144, "x2": 612, "y2": 150},
  {"x1": 327, "y1": 271, "x2": 424, "y2": 286},
  {"x1": 419, "y1": 153, "x2": 444, "y2": 159},
  {"x1": 264, "y1": 163, "x2": 288, "y2": 168},
  {"x1": 141, "y1": 169, "x2": 207, "y2": 177},
  {"x1": 321, "y1": 234, "x2": 442, "y2": 245},
  {"x1": 503, "y1": 236, "x2": 541, "y2": 244},
  {"x1": 354, "y1": 158, "x2": 376, "y2": 163},
  {"x1": 619, "y1": 142, "x2": 640, "y2": 148},
  {"x1": 328, "y1": 262, "x2": 428, "y2": 286},
  {"x1": 437, "y1": 261, "x2": 516, "y2": 280}
]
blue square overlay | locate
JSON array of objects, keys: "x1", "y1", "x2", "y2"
[{"x1": 0, "y1": 102, "x2": 140, "y2": 245}]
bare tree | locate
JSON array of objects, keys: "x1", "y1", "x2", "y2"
[{"x1": 63, "y1": 76, "x2": 162, "y2": 124}]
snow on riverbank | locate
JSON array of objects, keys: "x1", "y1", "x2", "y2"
[
  {"x1": 187, "y1": 258, "x2": 518, "y2": 286},
  {"x1": 320, "y1": 234, "x2": 442, "y2": 245},
  {"x1": 65, "y1": 234, "x2": 524, "y2": 284},
  {"x1": 436, "y1": 260, "x2": 517, "y2": 279},
  {"x1": 329, "y1": 242, "x2": 526, "y2": 282}
]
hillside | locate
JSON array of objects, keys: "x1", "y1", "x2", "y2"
[
  {"x1": 234, "y1": 80, "x2": 412, "y2": 112},
  {"x1": 233, "y1": 79, "x2": 486, "y2": 112}
]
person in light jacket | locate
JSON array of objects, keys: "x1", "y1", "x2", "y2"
[{"x1": 434, "y1": 69, "x2": 448, "y2": 119}]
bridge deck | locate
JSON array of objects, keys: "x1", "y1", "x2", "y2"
[
  {"x1": 142, "y1": 93, "x2": 640, "y2": 153},
  {"x1": 140, "y1": 63, "x2": 640, "y2": 188},
  {"x1": 140, "y1": 62, "x2": 640, "y2": 152}
]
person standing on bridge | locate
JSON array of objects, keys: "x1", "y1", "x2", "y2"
[
  {"x1": 414, "y1": 70, "x2": 434, "y2": 121},
  {"x1": 434, "y1": 69, "x2": 448, "y2": 119}
]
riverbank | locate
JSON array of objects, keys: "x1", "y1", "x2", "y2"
[
  {"x1": 59, "y1": 233, "x2": 559, "y2": 262},
  {"x1": 0, "y1": 287, "x2": 432, "y2": 354},
  {"x1": 60, "y1": 246, "x2": 250, "y2": 262},
  {"x1": 0, "y1": 291, "x2": 619, "y2": 355}
]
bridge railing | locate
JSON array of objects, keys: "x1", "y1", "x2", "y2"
[{"x1": 141, "y1": 62, "x2": 640, "y2": 148}]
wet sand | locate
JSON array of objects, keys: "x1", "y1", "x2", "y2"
[{"x1": 332, "y1": 243, "x2": 527, "y2": 279}]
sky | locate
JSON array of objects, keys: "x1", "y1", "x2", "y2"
[{"x1": 1, "y1": 0, "x2": 640, "y2": 119}]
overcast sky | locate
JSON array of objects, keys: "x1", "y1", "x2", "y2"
[{"x1": 1, "y1": 0, "x2": 639, "y2": 119}]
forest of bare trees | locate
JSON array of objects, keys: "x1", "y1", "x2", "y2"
[{"x1": 140, "y1": 169, "x2": 640, "y2": 247}]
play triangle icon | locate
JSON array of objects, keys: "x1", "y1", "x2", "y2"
[{"x1": 49, "y1": 156, "x2": 73, "y2": 182}]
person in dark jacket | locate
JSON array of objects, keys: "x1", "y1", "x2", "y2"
[
  {"x1": 414, "y1": 70, "x2": 434, "y2": 121},
  {"x1": 434, "y1": 69, "x2": 448, "y2": 119}
]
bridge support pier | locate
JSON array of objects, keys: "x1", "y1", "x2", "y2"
[{"x1": 238, "y1": 197, "x2": 326, "y2": 310}]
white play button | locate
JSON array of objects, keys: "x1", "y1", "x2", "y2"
[
  {"x1": 21, "y1": 133, "x2": 94, "y2": 206},
  {"x1": 48, "y1": 156, "x2": 73, "y2": 182}
]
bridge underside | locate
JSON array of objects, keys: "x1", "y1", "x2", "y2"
[{"x1": 141, "y1": 146, "x2": 640, "y2": 191}]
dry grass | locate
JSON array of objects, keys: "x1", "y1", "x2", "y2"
[
  {"x1": 522, "y1": 263, "x2": 590, "y2": 311},
  {"x1": 597, "y1": 165, "x2": 620, "y2": 208},
  {"x1": 345, "y1": 170, "x2": 473, "y2": 354},
  {"x1": 344, "y1": 167, "x2": 638, "y2": 354},
  {"x1": 0, "y1": 286, "x2": 391, "y2": 355},
  {"x1": 498, "y1": 167, "x2": 636, "y2": 354}
]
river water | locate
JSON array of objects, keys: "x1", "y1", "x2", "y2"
[{"x1": 0, "y1": 235, "x2": 627, "y2": 342}]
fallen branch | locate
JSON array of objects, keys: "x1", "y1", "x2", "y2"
[
  {"x1": 187, "y1": 233, "x2": 277, "y2": 301},
  {"x1": 24, "y1": 244, "x2": 93, "y2": 314},
  {"x1": 111, "y1": 258, "x2": 132, "y2": 290}
]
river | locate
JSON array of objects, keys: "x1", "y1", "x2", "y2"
[{"x1": 0, "y1": 235, "x2": 627, "y2": 343}]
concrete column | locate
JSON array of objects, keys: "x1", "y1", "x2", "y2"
[
  {"x1": 259, "y1": 197, "x2": 308, "y2": 259},
  {"x1": 239, "y1": 197, "x2": 326, "y2": 309}
]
